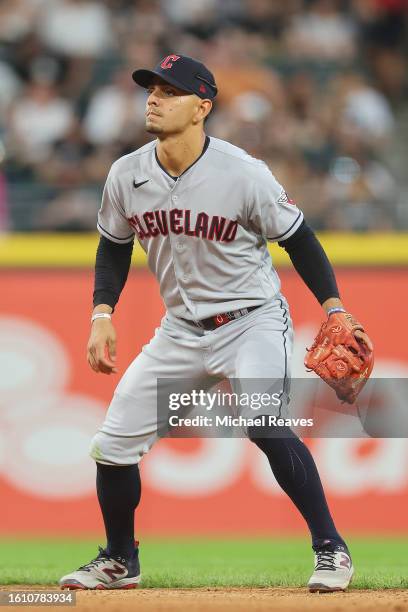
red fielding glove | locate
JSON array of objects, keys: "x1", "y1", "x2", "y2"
[{"x1": 305, "y1": 311, "x2": 374, "y2": 404}]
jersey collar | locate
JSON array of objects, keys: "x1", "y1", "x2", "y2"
[{"x1": 155, "y1": 135, "x2": 210, "y2": 181}]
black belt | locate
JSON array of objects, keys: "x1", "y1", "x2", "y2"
[{"x1": 184, "y1": 305, "x2": 261, "y2": 331}]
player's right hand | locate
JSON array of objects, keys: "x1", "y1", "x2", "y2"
[{"x1": 87, "y1": 319, "x2": 118, "y2": 375}]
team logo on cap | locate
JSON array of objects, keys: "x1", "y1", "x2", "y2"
[{"x1": 161, "y1": 55, "x2": 181, "y2": 70}]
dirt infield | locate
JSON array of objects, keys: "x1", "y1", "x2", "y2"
[{"x1": 2, "y1": 586, "x2": 408, "y2": 612}]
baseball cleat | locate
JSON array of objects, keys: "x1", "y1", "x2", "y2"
[
  {"x1": 308, "y1": 543, "x2": 354, "y2": 592},
  {"x1": 59, "y1": 546, "x2": 141, "y2": 590}
]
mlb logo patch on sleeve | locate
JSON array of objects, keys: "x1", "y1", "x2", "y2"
[{"x1": 277, "y1": 189, "x2": 295, "y2": 206}]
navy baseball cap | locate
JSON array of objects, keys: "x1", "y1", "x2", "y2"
[{"x1": 132, "y1": 54, "x2": 217, "y2": 100}]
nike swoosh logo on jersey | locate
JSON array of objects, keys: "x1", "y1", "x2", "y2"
[{"x1": 133, "y1": 179, "x2": 149, "y2": 189}]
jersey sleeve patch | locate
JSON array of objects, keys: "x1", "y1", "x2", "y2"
[{"x1": 277, "y1": 189, "x2": 296, "y2": 206}]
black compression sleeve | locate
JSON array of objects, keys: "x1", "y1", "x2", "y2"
[
  {"x1": 93, "y1": 236, "x2": 134, "y2": 310},
  {"x1": 278, "y1": 220, "x2": 339, "y2": 305}
]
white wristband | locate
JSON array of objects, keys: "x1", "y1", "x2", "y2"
[
  {"x1": 91, "y1": 313, "x2": 112, "y2": 323},
  {"x1": 327, "y1": 307, "x2": 346, "y2": 316}
]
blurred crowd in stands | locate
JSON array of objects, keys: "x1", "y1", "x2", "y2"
[{"x1": 0, "y1": 0, "x2": 407, "y2": 232}]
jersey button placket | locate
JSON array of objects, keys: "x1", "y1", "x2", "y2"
[{"x1": 168, "y1": 185, "x2": 194, "y2": 318}]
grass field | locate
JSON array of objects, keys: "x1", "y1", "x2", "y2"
[{"x1": 0, "y1": 537, "x2": 407, "y2": 590}]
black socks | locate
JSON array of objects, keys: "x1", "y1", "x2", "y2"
[
  {"x1": 96, "y1": 462, "x2": 141, "y2": 559},
  {"x1": 95, "y1": 430, "x2": 346, "y2": 557},
  {"x1": 249, "y1": 426, "x2": 346, "y2": 549}
]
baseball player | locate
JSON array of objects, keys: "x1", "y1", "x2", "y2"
[{"x1": 59, "y1": 55, "x2": 373, "y2": 592}]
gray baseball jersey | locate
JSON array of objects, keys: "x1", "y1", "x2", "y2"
[{"x1": 97, "y1": 136, "x2": 303, "y2": 321}]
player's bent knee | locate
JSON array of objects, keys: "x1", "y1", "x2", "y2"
[
  {"x1": 248, "y1": 419, "x2": 298, "y2": 451},
  {"x1": 89, "y1": 430, "x2": 154, "y2": 466}
]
